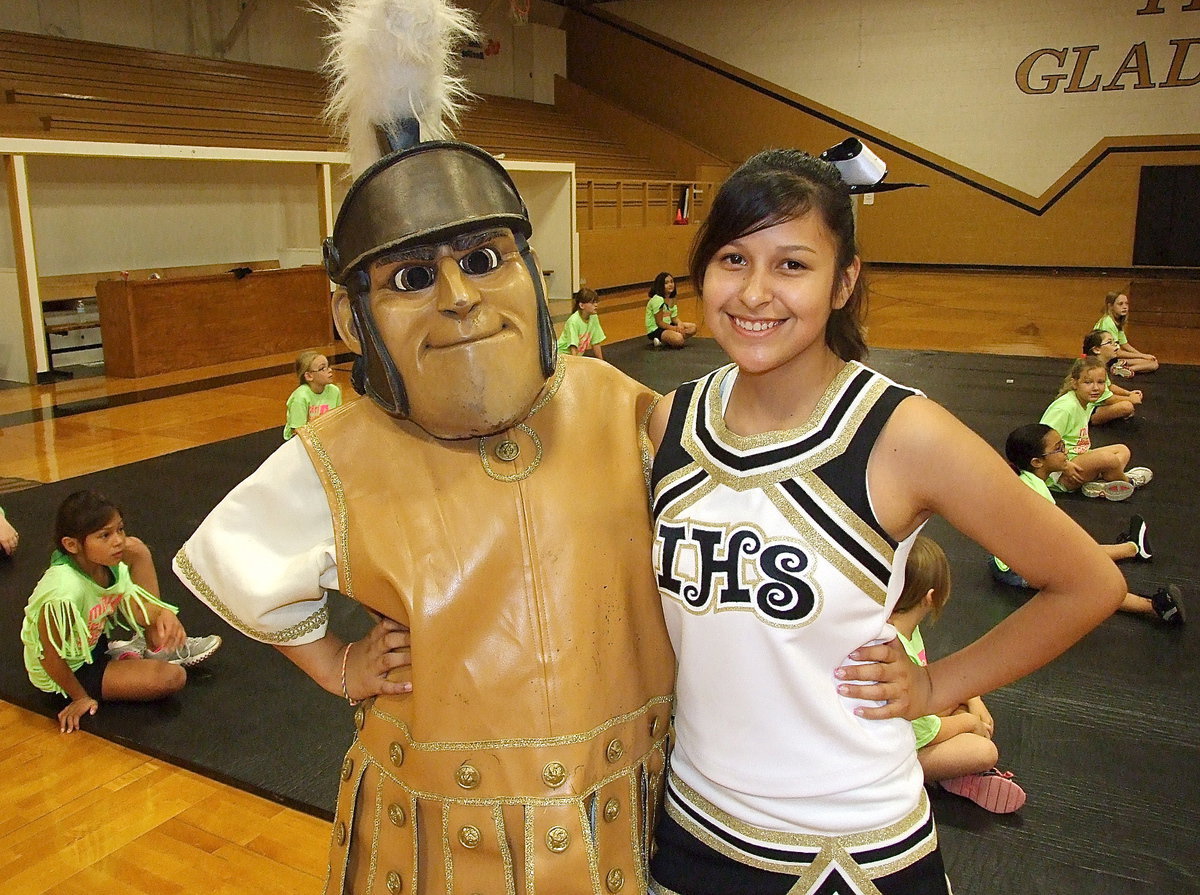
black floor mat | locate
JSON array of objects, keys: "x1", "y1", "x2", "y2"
[{"x1": 2, "y1": 342, "x2": 1198, "y2": 893}]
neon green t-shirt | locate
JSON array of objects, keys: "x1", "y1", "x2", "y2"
[
  {"x1": 993, "y1": 471, "x2": 1055, "y2": 573},
  {"x1": 897, "y1": 626, "x2": 941, "y2": 749},
  {"x1": 1039, "y1": 391, "x2": 1092, "y2": 464},
  {"x1": 1094, "y1": 314, "x2": 1128, "y2": 347},
  {"x1": 284, "y1": 382, "x2": 343, "y2": 440},
  {"x1": 645, "y1": 295, "x2": 679, "y2": 333},
  {"x1": 557, "y1": 310, "x2": 606, "y2": 355},
  {"x1": 21, "y1": 551, "x2": 178, "y2": 696}
]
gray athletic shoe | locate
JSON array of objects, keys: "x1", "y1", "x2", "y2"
[
  {"x1": 1127, "y1": 466, "x2": 1153, "y2": 488},
  {"x1": 148, "y1": 634, "x2": 223, "y2": 667},
  {"x1": 105, "y1": 634, "x2": 147, "y2": 660},
  {"x1": 1081, "y1": 480, "x2": 1134, "y2": 501}
]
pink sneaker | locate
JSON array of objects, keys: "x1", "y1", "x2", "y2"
[{"x1": 940, "y1": 769, "x2": 1027, "y2": 813}]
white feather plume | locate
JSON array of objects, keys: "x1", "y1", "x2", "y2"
[{"x1": 320, "y1": 0, "x2": 480, "y2": 176}]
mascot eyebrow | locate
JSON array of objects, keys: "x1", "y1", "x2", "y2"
[{"x1": 373, "y1": 229, "x2": 511, "y2": 266}]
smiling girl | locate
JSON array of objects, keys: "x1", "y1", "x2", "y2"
[
  {"x1": 645, "y1": 149, "x2": 1124, "y2": 895},
  {"x1": 1039, "y1": 356, "x2": 1151, "y2": 499}
]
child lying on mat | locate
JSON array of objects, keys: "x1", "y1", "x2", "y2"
[{"x1": 20, "y1": 490, "x2": 222, "y2": 733}]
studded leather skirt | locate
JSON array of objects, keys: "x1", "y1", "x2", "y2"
[{"x1": 325, "y1": 695, "x2": 673, "y2": 895}]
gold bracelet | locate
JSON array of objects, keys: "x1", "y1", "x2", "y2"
[{"x1": 340, "y1": 641, "x2": 360, "y2": 706}]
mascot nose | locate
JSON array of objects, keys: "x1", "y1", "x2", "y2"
[{"x1": 436, "y1": 256, "x2": 482, "y2": 319}]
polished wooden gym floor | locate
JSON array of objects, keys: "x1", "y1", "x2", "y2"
[{"x1": 1, "y1": 270, "x2": 1196, "y2": 894}]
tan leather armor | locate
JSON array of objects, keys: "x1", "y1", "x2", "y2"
[{"x1": 299, "y1": 356, "x2": 675, "y2": 895}]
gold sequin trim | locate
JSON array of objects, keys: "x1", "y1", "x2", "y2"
[
  {"x1": 528, "y1": 356, "x2": 567, "y2": 416},
  {"x1": 667, "y1": 772, "x2": 934, "y2": 884},
  {"x1": 628, "y1": 764, "x2": 648, "y2": 892},
  {"x1": 475, "y1": 355, "x2": 566, "y2": 483},
  {"x1": 174, "y1": 548, "x2": 327, "y2": 643},
  {"x1": 579, "y1": 798, "x2": 602, "y2": 892},
  {"x1": 441, "y1": 802, "x2": 454, "y2": 894},
  {"x1": 796, "y1": 466, "x2": 893, "y2": 567},
  {"x1": 640, "y1": 393, "x2": 660, "y2": 500},
  {"x1": 343, "y1": 737, "x2": 667, "y2": 810},
  {"x1": 524, "y1": 805, "x2": 536, "y2": 895},
  {"x1": 703, "y1": 361, "x2": 858, "y2": 451},
  {"x1": 765, "y1": 486, "x2": 887, "y2": 608},
  {"x1": 650, "y1": 473, "x2": 719, "y2": 532},
  {"x1": 368, "y1": 764, "x2": 383, "y2": 894},
  {"x1": 682, "y1": 364, "x2": 904, "y2": 499},
  {"x1": 493, "y1": 803, "x2": 517, "y2": 895},
  {"x1": 478, "y1": 421, "x2": 543, "y2": 483},
  {"x1": 370, "y1": 694, "x2": 673, "y2": 752},
  {"x1": 300, "y1": 427, "x2": 355, "y2": 600}
]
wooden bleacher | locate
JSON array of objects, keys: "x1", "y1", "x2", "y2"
[{"x1": 0, "y1": 29, "x2": 678, "y2": 181}]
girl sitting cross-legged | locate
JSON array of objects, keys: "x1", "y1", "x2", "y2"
[{"x1": 1039, "y1": 356, "x2": 1151, "y2": 501}]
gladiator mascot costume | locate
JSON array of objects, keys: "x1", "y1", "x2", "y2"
[{"x1": 173, "y1": 1, "x2": 674, "y2": 892}]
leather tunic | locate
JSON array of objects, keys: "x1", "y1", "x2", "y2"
[{"x1": 297, "y1": 356, "x2": 675, "y2": 895}]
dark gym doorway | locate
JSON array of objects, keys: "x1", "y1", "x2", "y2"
[{"x1": 1133, "y1": 165, "x2": 1200, "y2": 266}]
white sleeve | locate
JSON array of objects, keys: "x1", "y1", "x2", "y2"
[{"x1": 172, "y1": 436, "x2": 338, "y2": 645}]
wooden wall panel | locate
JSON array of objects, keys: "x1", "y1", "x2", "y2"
[
  {"x1": 564, "y1": 10, "x2": 1200, "y2": 269},
  {"x1": 97, "y1": 266, "x2": 332, "y2": 378},
  {"x1": 580, "y1": 224, "x2": 696, "y2": 290}
]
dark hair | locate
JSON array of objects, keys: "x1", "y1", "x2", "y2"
[
  {"x1": 896, "y1": 535, "x2": 951, "y2": 619},
  {"x1": 1004, "y1": 423, "x2": 1053, "y2": 474},
  {"x1": 648, "y1": 272, "x2": 677, "y2": 301},
  {"x1": 1082, "y1": 329, "x2": 1111, "y2": 358},
  {"x1": 1103, "y1": 290, "x2": 1128, "y2": 331},
  {"x1": 572, "y1": 287, "x2": 599, "y2": 312},
  {"x1": 688, "y1": 148, "x2": 866, "y2": 361},
  {"x1": 55, "y1": 490, "x2": 122, "y2": 549}
]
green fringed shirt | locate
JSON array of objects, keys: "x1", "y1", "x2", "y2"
[{"x1": 21, "y1": 550, "x2": 177, "y2": 696}]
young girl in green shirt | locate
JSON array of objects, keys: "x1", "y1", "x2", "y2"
[
  {"x1": 890, "y1": 536, "x2": 1026, "y2": 813},
  {"x1": 1039, "y1": 356, "x2": 1150, "y2": 499},
  {"x1": 21, "y1": 490, "x2": 221, "y2": 732},
  {"x1": 1096, "y1": 290, "x2": 1158, "y2": 376},
  {"x1": 644, "y1": 271, "x2": 697, "y2": 348},
  {"x1": 1081, "y1": 329, "x2": 1143, "y2": 426},
  {"x1": 284, "y1": 350, "x2": 343, "y2": 440},
  {"x1": 556, "y1": 287, "x2": 606, "y2": 359},
  {"x1": 991, "y1": 424, "x2": 1183, "y2": 624}
]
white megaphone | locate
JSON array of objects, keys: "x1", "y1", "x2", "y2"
[{"x1": 819, "y1": 138, "x2": 927, "y2": 194}]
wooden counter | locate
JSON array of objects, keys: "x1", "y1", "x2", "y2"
[{"x1": 97, "y1": 266, "x2": 333, "y2": 378}]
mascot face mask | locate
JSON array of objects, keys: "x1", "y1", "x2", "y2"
[
  {"x1": 345, "y1": 227, "x2": 546, "y2": 438},
  {"x1": 327, "y1": 142, "x2": 557, "y2": 440}
]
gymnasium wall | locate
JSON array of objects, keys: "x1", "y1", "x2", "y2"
[
  {"x1": 568, "y1": 1, "x2": 1200, "y2": 269},
  {"x1": 0, "y1": 158, "x2": 326, "y2": 274}
]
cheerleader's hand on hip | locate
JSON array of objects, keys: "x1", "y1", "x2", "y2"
[{"x1": 836, "y1": 636, "x2": 933, "y2": 721}]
